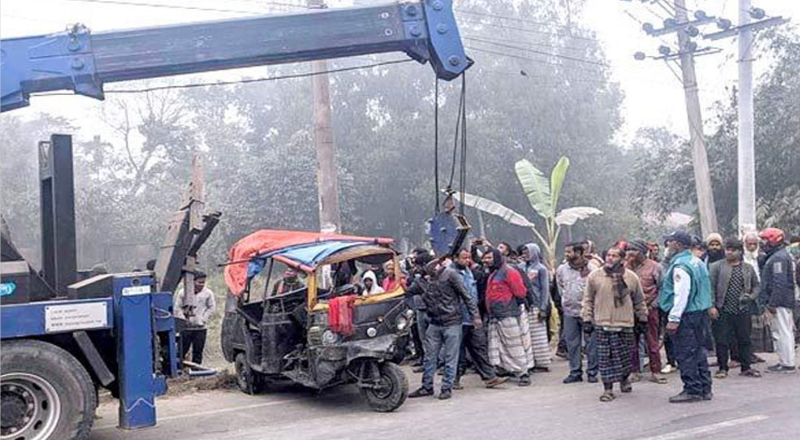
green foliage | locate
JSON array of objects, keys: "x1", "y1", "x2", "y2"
[
  {"x1": 1, "y1": 0, "x2": 631, "y2": 271},
  {"x1": 516, "y1": 158, "x2": 554, "y2": 218},
  {"x1": 632, "y1": 29, "x2": 800, "y2": 235}
]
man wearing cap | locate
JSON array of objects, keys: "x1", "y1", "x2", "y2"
[
  {"x1": 705, "y1": 233, "x2": 726, "y2": 265},
  {"x1": 709, "y1": 237, "x2": 761, "y2": 378},
  {"x1": 658, "y1": 231, "x2": 714, "y2": 403},
  {"x1": 758, "y1": 228, "x2": 797, "y2": 373}
]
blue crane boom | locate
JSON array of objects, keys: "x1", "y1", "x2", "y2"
[
  {"x1": 0, "y1": 3, "x2": 468, "y2": 440},
  {"x1": 0, "y1": 0, "x2": 467, "y2": 112}
]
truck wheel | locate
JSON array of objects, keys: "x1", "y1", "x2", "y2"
[
  {"x1": 359, "y1": 362, "x2": 408, "y2": 412},
  {"x1": 1, "y1": 339, "x2": 96, "y2": 440},
  {"x1": 234, "y1": 352, "x2": 264, "y2": 395}
]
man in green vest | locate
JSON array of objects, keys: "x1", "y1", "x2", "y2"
[{"x1": 659, "y1": 231, "x2": 714, "y2": 403}]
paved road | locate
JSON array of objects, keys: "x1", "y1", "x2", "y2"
[{"x1": 90, "y1": 353, "x2": 800, "y2": 440}]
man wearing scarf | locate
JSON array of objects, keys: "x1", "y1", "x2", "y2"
[
  {"x1": 626, "y1": 240, "x2": 667, "y2": 384},
  {"x1": 484, "y1": 248, "x2": 533, "y2": 386},
  {"x1": 524, "y1": 243, "x2": 553, "y2": 372},
  {"x1": 557, "y1": 242, "x2": 601, "y2": 384},
  {"x1": 582, "y1": 247, "x2": 648, "y2": 402},
  {"x1": 659, "y1": 231, "x2": 714, "y2": 403}
]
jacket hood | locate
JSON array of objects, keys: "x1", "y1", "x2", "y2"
[
  {"x1": 525, "y1": 243, "x2": 542, "y2": 266},
  {"x1": 362, "y1": 270, "x2": 378, "y2": 285}
]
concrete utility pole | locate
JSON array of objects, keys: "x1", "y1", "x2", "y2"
[
  {"x1": 737, "y1": 0, "x2": 756, "y2": 235},
  {"x1": 309, "y1": 0, "x2": 341, "y2": 234},
  {"x1": 701, "y1": 4, "x2": 787, "y2": 235},
  {"x1": 674, "y1": 0, "x2": 718, "y2": 237}
]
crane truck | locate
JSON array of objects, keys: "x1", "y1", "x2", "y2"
[{"x1": 0, "y1": 2, "x2": 468, "y2": 439}]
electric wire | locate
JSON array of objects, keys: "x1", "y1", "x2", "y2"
[
  {"x1": 60, "y1": 0, "x2": 265, "y2": 14},
  {"x1": 465, "y1": 46, "x2": 606, "y2": 74},
  {"x1": 458, "y1": 17, "x2": 597, "y2": 42},
  {"x1": 462, "y1": 32, "x2": 591, "y2": 53},
  {"x1": 464, "y1": 36, "x2": 609, "y2": 67},
  {"x1": 455, "y1": 9, "x2": 566, "y2": 30}
]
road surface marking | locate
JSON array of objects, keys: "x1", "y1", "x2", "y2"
[
  {"x1": 94, "y1": 398, "x2": 299, "y2": 430},
  {"x1": 635, "y1": 415, "x2": 769, "y2": 440}
]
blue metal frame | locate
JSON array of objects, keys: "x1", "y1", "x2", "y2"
[
  {"x1": 152, "y1": 292, "x2": 179, "y2": 380},
  {"x1": 1, "y1": 0, "x2": 469, "y2": 112},
  {"x1": 1, "y1": 273, "x2": 178, "y2": 430},
  {"x1": 0, "y1": 297, "x2": 113, "y2": 339},
  {"x1": 111, "y1": 274, "x2": 162, "y2": 430}
]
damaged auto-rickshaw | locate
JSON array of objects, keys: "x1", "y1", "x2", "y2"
[{"x1": 220, "y1": 230, "x2": 413, "y2": 412}]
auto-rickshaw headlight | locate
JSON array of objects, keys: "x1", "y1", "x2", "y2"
[
  {"x1": 322, "y1": 329, "x2": 340, "y2": 345},
  {"x1": 396, "y1": 316, "x2": 409, "y2": 331}
]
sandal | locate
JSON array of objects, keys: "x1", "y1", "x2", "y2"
[
  {"x1": 600, "y1": 391, "x2": 616, "y2": 402},
  {"x1": 620, "y1": 380, "x2": 632, "y2": 393},
  {"x1": 714, "y1": 370, "x2": 728, "y2": 379},
  {"x1": 740, "y1": 369, "x2": 762, "y2": 378},
  {"x1": 648, "y1": 374, "x2": 668, "y2": 384}
]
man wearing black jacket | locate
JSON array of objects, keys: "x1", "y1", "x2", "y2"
[
  {"x1": 408, "y1": 259, "x2": 482, "y2": 400},
  {"x1": 759, "y1": 228, "x2": 797, "y2": 373}
]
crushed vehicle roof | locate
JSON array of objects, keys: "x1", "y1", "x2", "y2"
[{"x1": 224, "y1": 229, "x2": 394, "y2": 295}]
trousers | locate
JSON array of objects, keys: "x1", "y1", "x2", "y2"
[
  {"x1": 675, "y1": 311, "x2": 712, "y2": 396},
  {"x1": 457, "y1": 325, "x2": 496, "y2": 381},
  {"x1": 181, "y1": 328, "x2": 207, "y2": 364},
  {"x1": 712, "y1": 312, "x2": 752, "y2": 371},
  {"x1": 563, "y1": 314, "x2": 598, "y2": 379},
  {"x1": 422, "y1": 323, "x2": 462, "y2": 391},
  {"x1": 771, "y1": 307, "x2": 796, "y2": 368}
]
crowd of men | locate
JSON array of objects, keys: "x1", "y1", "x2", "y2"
[{"x1": 398, "y1": 228, "x2": 800, "y2": 403}]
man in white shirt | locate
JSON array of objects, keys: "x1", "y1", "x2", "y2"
[
  {"x1": 659, "y1": 231, "x2": 714, "y2": 403},
  {"x1": 175, "y1": 271, "x2": 216, "y2": 364}
]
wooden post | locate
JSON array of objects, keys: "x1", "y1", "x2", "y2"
[
  {"x1": 309, "y1": 0, "x2": 341, "y2": 234},
  {"x1": 181, "y1": 156, "x2": 205, "y2": 312}
]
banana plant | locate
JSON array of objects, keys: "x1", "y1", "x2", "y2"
[
  {"x1": 451, "y1": 157, "x2": 601, "y2": 269},
  {"x1": 515, "y1": 157, "x2": 602, "y2": 268}
]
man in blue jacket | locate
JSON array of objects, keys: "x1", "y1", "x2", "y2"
[
  {"x1": 759, "y1": 228, "x2": 797, "y2": 373},
  {"x1": 659, "y1": 231, "x2": 714, "y2": 403}
]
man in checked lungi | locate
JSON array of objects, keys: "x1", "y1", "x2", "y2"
[
  {"x1": 581, "y1": 246, "x2": 648, "y2": 402},
  {"x1": 484, "y1": 248, "x2": 533, "y2": 386}
]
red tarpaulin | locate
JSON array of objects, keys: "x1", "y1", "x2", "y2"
[{"x1": 223, "y1": 229, "x2": 393, "y2": 296}]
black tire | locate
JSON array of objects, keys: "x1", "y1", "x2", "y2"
[
  {"x1": 1, "y1": 339, "x2": 97, "y2": 440},
  {"x1": 234, "y1": 352, "x2": 264, "y2": 395},
  {"x1": 359, "y1": 362, "x2": 408, "y2": 412}
]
